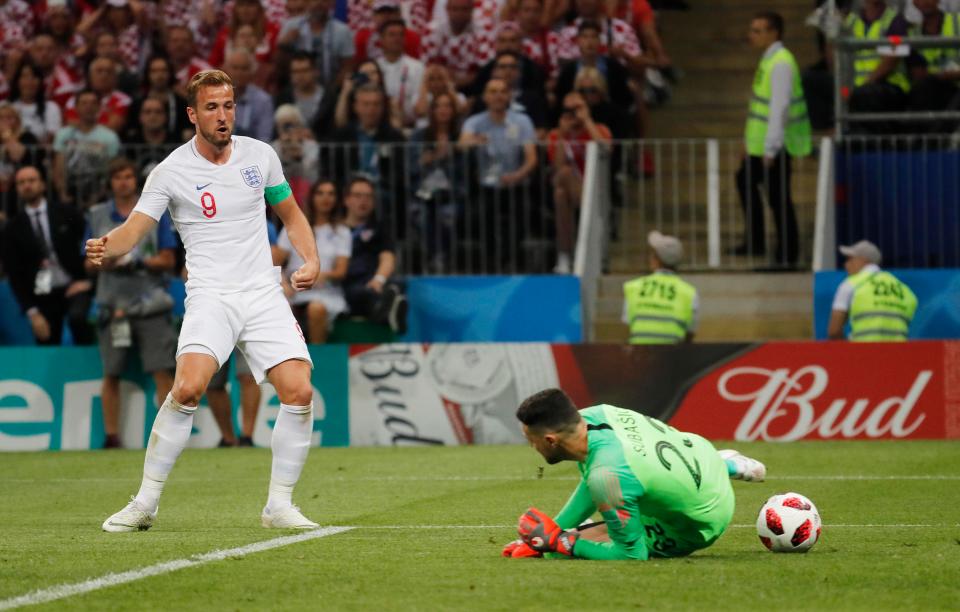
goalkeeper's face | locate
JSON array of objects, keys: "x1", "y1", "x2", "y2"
[
  {"x1": 522, "y1": 425, "x2": 568, "y2": 465},
  {"x1": 191, "y1": 84, "x2": 235, "y2": 149}
]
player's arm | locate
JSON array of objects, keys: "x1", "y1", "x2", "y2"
[
  {"x1": 85, "y1": 212, "x2": 158, "y2": 267},
  {"x1": 573, "y1": 467, "x2": 649, "y2": 560},
  {"x1": 553, "y1": 478, "x2": 596, "y2": 529},
  {"x1": 272, "y1": 194, "x2": 320, "y2": 291}
]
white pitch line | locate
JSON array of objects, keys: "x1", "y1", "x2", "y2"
[{"x1": 0, "y1": 526, "x2": 353, "y2": 611}]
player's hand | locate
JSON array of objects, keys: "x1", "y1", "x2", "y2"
[
  {"x1": 85, "y1": 236, "x2": 108, "y2": 266},
  {"x1": 502, "y1": 539, "x2": 543, "y2": 558},
  {"x1": 517, "y1": 507, "x2": 578, "y2": 556},
  {"x1": 291, "y1": 259, "x2": 320, "y2": 291}
]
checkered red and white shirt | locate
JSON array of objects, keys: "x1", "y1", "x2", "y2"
[
  {"x1": 556, "y1": 16, "x2": 642, "y2": 62},
  {"x1": 63, "y1": 90, "x2": 133, "y2": 126},
  {"x1": 116, "y1": 22, "x2": 148, "y2": 73},
  {"x1": 522, "y1": 30, "x2": 562, "y2": 80},
  {"x1": 0, "y1": 0, "x2": 35, "y2": 55},
  {"x1": 422, "y1": 21, "x2": 495, "y2": 81},
  {"x1": 174, "y1": 57, "x2": 214, "y2": 88},
  {"x1": 348, "y1": 0, "x2": 433, "y2": 36}
]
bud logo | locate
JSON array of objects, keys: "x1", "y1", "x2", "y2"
[
  {"x1": 718, "y1": 366, "x2": 930, "y2": 441},
  {"x1": 668, "y1": 343, "x2": 953, "y2": 442}
]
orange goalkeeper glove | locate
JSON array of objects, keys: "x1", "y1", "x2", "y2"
[
  {"x1": 517, "y1": 507, "x2": 578, "y2": 557},
  {"x1": 501, "y1": 539, "x2": 543, "y2": 558}
]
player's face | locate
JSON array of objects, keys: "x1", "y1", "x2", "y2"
[
  {"x1": 522, "y1": 425, "x2": 566, "y2": 465},
  {"x1": 190, "y1": 84, "x2": 236, "y2": 149}
]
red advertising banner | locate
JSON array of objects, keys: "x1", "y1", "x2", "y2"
[{"x1": 669, "y1": 341, "x2": 960, "y2": 441}]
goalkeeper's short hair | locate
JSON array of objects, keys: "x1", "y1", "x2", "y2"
[{"x1": 516, "y1": 388, "x2": 580, "y2": 434}]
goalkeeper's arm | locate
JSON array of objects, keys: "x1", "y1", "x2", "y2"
[{"x1": 573, "y1": 467, "x2": 649, "y2": 561}]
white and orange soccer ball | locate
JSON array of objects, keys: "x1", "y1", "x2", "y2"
[{"x1": 756, "y1": 492, "x2": 822, "y2": 553}]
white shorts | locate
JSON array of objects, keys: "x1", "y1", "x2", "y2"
[{"x1": 177, "y1": 283, "x2": 312, "y2": 384}]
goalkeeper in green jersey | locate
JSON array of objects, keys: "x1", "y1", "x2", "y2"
[{"x1": 504, "y1": 388, "x2": 766, "y2": 561}]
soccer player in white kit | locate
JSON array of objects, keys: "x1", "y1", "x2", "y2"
[{"x1": 87, "y1": 70, "x2": 322, "y2": 531}]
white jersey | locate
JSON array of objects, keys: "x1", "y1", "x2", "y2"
[{"x1": 134, "y1": 136, "x2": 284, "y2": 293}]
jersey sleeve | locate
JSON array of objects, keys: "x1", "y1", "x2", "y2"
[
  {"x1": 573, "y1": 464, "x2": 649, "y2": 560},
  {"x1": 133, "y1": 166, "x2": 172, "y2": 221},
  {"x1": 264, "y1": 141, "x2": 287, "y2": 188}
]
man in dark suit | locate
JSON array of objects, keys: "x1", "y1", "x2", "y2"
[{"x1": 1, "y1": 165, "x2": 94, "y2": 345}]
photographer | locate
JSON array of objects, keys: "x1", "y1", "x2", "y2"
[{"x1": 84, "y1": 158, "x2": 177, "y2": 448}]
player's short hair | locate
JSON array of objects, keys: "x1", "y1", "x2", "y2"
[
  {"x1": 754, "y1": 11, "x2": 784, "y2": 39},
  {"x1": 107, "y1": 157, "x2": 137, "y2": 181},
  {"x1": 187, "y1": 69, "x2": 234, "y2": 109},
  {"x1": 516, "y1": 388, "x2": 581, "y2": 434}
]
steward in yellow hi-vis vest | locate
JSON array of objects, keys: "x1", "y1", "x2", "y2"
[
  {"x1": 623, "y1": 231, "x2": 698, "y2": 344},
  {"x1": 828, "y1": 240, "x2": 917, "y2": 342},
  {"x1": 734, "y1": 11, "x2": 809, "y2": 268}
]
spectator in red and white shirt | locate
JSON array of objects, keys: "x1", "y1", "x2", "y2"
[
  {"x1": 423, "y1": 0, "x2": 496, "y2": 90},
  {"x1": 354, "y1": 0, "x2": 422, "y2": 63},
  {"x1": 208, "y1": 0, "x2": 281, "y2": 69},
  {"x1": 75, "y1": 0, "x2": 152, "y2": 74},
  {"x1": 27, "y1": 33, "x2": 84, "y2": 111},
  {"x1": 516, "y1": 0, "x2": 562, "y2": 80},
  {"x1": 608, "y1": 0, "x2": 671, "y2": 68},
  {"x1": 88, "y1": 31, "x2": 141, "y2": 96},
  {"x1": 64, "y1": 56, "x2": 132, "y2": 133},
  {"x1": 165, "y1": 26, "x2": 213, "y2": 99},
  {"x1": 469, "y1": 22, "x2": 547, "y2": 103},
  {"x1": 556, "y1": 0, "x2": 652, "y2": 77},
  {"x1": 0, "y1": 0, "x2": 35, "y2": 56},
  {"x1": 348, "y1": 0, "x2": 432, "y2": 36}
]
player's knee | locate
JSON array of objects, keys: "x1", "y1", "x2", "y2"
[
  {"x1": 279, "y1": 381, "x2": 313, "y2": 406},
  {"x1": 171, "y1": 374, "x2": 208, "y2": 406}
]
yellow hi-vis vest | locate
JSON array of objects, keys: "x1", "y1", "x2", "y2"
[
  {"x1": 909, "y1": 12, "x2": 960, "y2": 74},
  {"x1": 848, "y1": 269, "x2": 917, "y2": 342},
  {"x1": 844, "y1": 8, "x2": 911, "y2": 91},
  {"x1": 623, "y1": 272, "x2": 696, "y2": 344},
  {"x1": 745, "y1": 46, "x2": 812, "y2": 157}
]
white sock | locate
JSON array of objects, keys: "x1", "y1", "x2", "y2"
[
  {"x1": 134, "y1": 394, "x2": 196, "y2": 513},
  {"x1": 267, "y1": 403, "x2": 313, "y2": 512}
]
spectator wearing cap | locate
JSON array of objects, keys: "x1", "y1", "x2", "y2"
[
  {"x1": 278, "y1": 0, "x2": 356, "y2": 91},
  {"x1": 828, "y1": 240, "x2": 917, "y2": 342},
  {"x1": 422, "y1": 0, "x2": 494, "y2": 90},
  {"x1": 622, "y1": 230, "x2": 698, "y2": 344},
  {"x1": 376, "y1": 19, "x2": 426, "y2": 127},
  {"x1": 548, "y1": 91, "x2": 611, "y2": 274},
  {"x1": 64, "y1": 56, "x2": 132, "y2": 134},
  {"x1": 354, "y1": 0, "x2": 423, "y2": 63},
  {"x1": 52, "y1": 89, "x2": 121, "y2": 207},
  {"x1": 165, "y1": 26, "x2": 214, "y2": 100},
  {"x1": 1, "y1": 165, "x2": 94, "y2": 345},
  {"x1": 223, "y1": 49, "x2": 275, "y2": 142}
]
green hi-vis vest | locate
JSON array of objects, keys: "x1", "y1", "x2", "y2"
[
  {"x1": 623, "y1": 272, "x2": 696, "y2": 344},
  {"x1": 909, "y1": 12, "x2": 960, "y2": 74},
  {"x1": 844, "y1": 8, "x2": 911, "y2": 91},
  {"x1": 848, "y1": 269, "x2": 917, "y2": 342},
  {"x1": 745, "y1": 46, "x2": 812, "y2": 158}
]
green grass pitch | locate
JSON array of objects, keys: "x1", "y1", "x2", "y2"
[{"x1": 1, "y1": 441, "x2": 958, "y2": 610}]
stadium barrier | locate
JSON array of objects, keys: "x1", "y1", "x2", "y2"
[
  {"x1": 2, "y1": 341, "x2": 957, "y2": 451},
  {"x1": 813, "y1": 269, "x2": 960, "y2": 339}
]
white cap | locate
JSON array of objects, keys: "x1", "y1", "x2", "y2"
[
  {"x1": 648, "y1": 230, "x2": 683, "y2": 267},
  {"x1": 839, "y1": 240, "x2": 881, "y2": 265}
]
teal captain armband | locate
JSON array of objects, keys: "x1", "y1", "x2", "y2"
[{"x1": 264, "y1": 181, "x2": 293, "y2": 205}]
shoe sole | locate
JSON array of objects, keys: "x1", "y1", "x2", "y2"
[
  {"x1": 102, "y1": 522, "x2": 152, "y2": 533},
  {"x1": 261, "y1": 516, "x2": 318, "y2": 529}
]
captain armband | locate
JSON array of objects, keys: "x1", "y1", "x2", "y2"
[{"x1": 265, "y1": 181, "x2": 293, "y2": 205}]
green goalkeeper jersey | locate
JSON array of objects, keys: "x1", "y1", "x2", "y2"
[{"x1": 554, "y1": 405, "x2": 735, "y2": 560}]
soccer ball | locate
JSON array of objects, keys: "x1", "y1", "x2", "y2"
[{"x1": 756, "y1": 492, "x2": 821, "y2": 553}]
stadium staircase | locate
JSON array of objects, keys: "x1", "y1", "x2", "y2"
[{"x1": 593, "y1": 0, "x2": 819, "y2": 342}]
